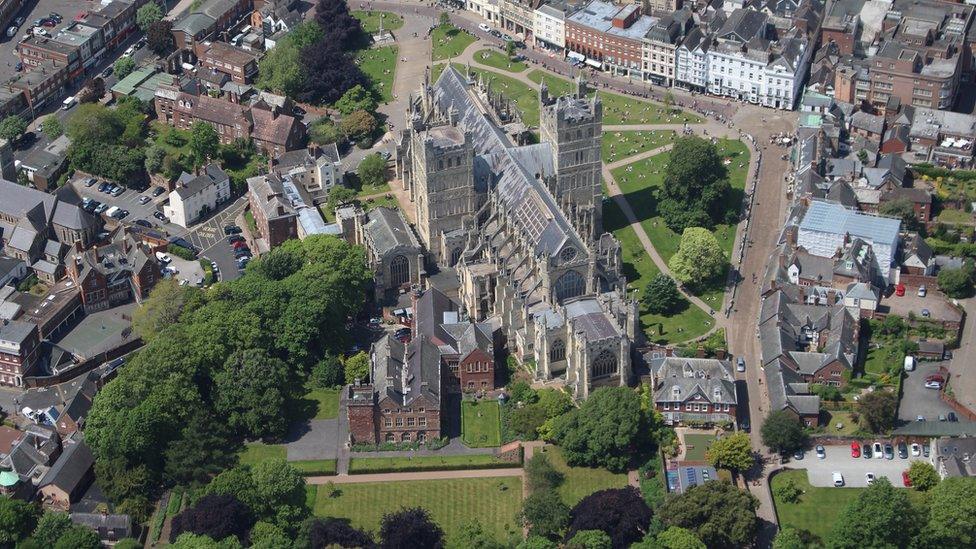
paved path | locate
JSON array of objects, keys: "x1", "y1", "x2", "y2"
[{"x1": 945, "y1": 298, "x2": 976, "y2": 412}]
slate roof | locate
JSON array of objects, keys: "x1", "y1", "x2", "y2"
[
  {"x1": 0, "y1": 319, "x2": 36, "y2": 346},
  {"x1": 371, "y1": 334, "x2": 441, "y2": 407},
  {"x1": 174, "y1": 164, "x2": 228, "y2": 200},
  {"x1": 172, "y1": 13, "x2": 215, "y2": 36},
  {"x1": 717, "y1": 8, "x2": 768, "y2": 42},
  {"x1": 363, "y1": 207, "x2": 420, "y2": 256},
  {"x1": 800, "y1": 200, "x2": 901, "y2": 247},
  {"x1": 764, "y1": 359, "x2": 821, "y2": 415},
  {"x1": 851, "y1": 111, "x2": 885, "y2": 134},
  {"x1": 649, "y1": 357, "x2": 737, "y2": 405},
  {"x1": 251, "y1": 108, "x2": 302, "y2": 148},
  {"x1": 39, "y1": 440, "x2": 93, "y2": 495},
  {"x1": 247, "y1": 174, "x2": 297, "y2": 221}
]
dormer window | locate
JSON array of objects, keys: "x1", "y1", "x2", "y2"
[{"x1": 671, "y1": 385, "x2": 680, "y2": 399}]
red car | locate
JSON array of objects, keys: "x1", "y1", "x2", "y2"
[
  {"x1": 232, "y1": 240, "x2": 248, "y2": 250},
  {"x1": 895, "y1": 283, "x2": 906, "y2": 296},
  {"x1": 902, "y1": 470, "x2": 912, "y2": 487},
  {"x1": 851, "y1": 441, "x2": 861, "y2": 458}
]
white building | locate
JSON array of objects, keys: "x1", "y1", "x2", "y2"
[
  {"x1": 272, "y1": 143, "x2": 343, "y2": 204},
  {"x1": 534, "y1": 2, "x2": 569, "y2": 50},
  {"x1": 466, "y1": 0, "x2": 502, "y2": 24},
  {"x1": 163, "y1": 164, "x2": 231, "y2": 228},
  {"x1": 797, "y1": 200, "x2": 901, "y2": 284},
  {"x1": 675, "y1": 27, "x2": 710, "y2": 90}
]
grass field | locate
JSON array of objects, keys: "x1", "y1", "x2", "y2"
[
  {"x1": 474, "y1": 48, "x2": 528, "y2": 72},
  {"x1": 432, "y1": 25, "x2": 477, "y2": 61},
  {"x1": 352, "y1": 10, "x2": 404, "y2": 33},
  {"x1": 863, "y1": 343, "x2": 903, "y2": 377},
  {"x1": 602, "y1": 130, "x2": 676, "y2": 163},
  {"x1": 357, "y1": 45, "x2": 397, "y2": 103},
  {"x1": 313, "y1": 477, "x2": 523, "y2": 543},
  {"x1": 771, "y1": 469, "x2": 928, "y2": 543},
  {"x1": 349, "y1": 454, "x2": 512, "y2": 474},
  {"x1": 458, "y1": 64, "x2": 540, "y2": 125},
  {"x1": 462, "y1": 400, "x2": 502, "y2": 447},
  {"x1": 682, "y1": 433, "x2": 717, "y2": 462},
  {"x1": 537, "y1": 446, "x2": 629, "y2": 506},
  {"x1": 238, "y1": 443, "x2": 336, "y2": 476},
  {"x1": 305, "y1": 388, "x2": 340, "y2": 420}
]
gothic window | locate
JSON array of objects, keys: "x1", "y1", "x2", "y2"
[
  {"x1": 554, "y1": 270, "x2": 585, "y2": 301},
  {"x1": 550, "y1": 339, "x2": 566, "y2": 362},
  {"x1": 390, "y1": 255, "x2": 410, "y2": 287},
  {"x1": 592, "y1": 350, "x2": 617, "y2": 378},
  {"x1": 438, "y1": 160, "x2": 444, "y2": 170},
  {"x1": 450, "y1": 247, "x2": 463, "y2": 266}
]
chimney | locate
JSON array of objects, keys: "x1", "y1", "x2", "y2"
[{"x1": 92, "y1": 245, "x2": 99, "y2": 262}]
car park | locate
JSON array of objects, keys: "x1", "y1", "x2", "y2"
[
  {"x1": 884, "y1": 443, "x2": 894, "y2": 460},
  {"x1": 873, "y1": 442, "x2": 883, "y2": 458},
  {"x1": 851, "y1": 442, "x2": 861, "y2": 458},
  {"x1": 816, "y1": 445, "x2": 826, "y2": 459},
  {"x1": 898, "y1": 442, "x2": 908, "y2": 459}
]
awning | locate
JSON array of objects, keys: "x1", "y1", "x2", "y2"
[
  {"x1": 585, "y1": 58, "x2": 602, "y2": 69},
  {"x1": 567, "y1": 51, "x2": 584, "y2": 62}
]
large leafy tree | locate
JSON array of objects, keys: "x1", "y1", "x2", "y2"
[
  {"x1": 525, "y1": 453, "x2": 564, "y2": 493},
  {"x1": 66, "y1": 102, "x2": 146, "y2": 182},
  {"x1": 131, "y1": 280, "x2": 200, "y2": 343},
  {"x1": 344, "y1": 351, "x2": 370, "y2": 384},
  {"x1": 907, "y1": 460, "x2": 940, "y2": 491},
  {"x1": 300, "y1": 518, "x2": 375, "y2": 548},
  {"x1": 520, "y1": 489, "x2": 570, "y2": 540},
  {"x1": 565, "y1": 488, "x2": 652, "y2": 549},
  {"x1": 0, "y1": 115, "x2": 27, "y2": 142},
  {"x1": 772, "y1": 527, "x2": 805, "y2": 549},
  {"x1": 313, "y1": 0, "x2": 364, "y2": 47},
  {"x1": 0, "y1": 497, "x2": 39, "y2": 545},
  {"x1": 760, "y1": 410, "x2": 808, "y2": 454},
  {"x1": 667, "y1": 228, "x2": 726, "y2": 290},
  {"x1": 136, "y1": 3, "x2": 163, "y2": 30},
  {"x1": 643, "y1": 274, "x2": 685, "y2": 315},
  {"x1": 340, "y1": 110, "x2": 379, "y2": 144},
  {"x1": 878, "y1": 198, "x2": 921, "y2": 232},
  {"x1": 926, "y1": 477, "x2": 976, "y2": 547},
  {"x1": 52, "y1": 525, "x2": 101, "y2": 549},
  {"x1": 658, "y1": 136, "x2": 732, "y2": 232},
  {"x1": 656, "y1": 526, "x2": 706, "y2": 549},
  {"x1": 114, "y1": 56, "x2": 136, "y2": 80},
  {"x1": 30, "y1": 512, "x2": 72, "y2": 546},
  {"x1": 552, "y1": 387, "x2": 645, "y2": 472},
  {"x1": 213, "y1": 349, "x2": 293, "y2": 439},
  {"x1": 256, "y1": 22, "x2": 324, "y2": 98},
  {"x1": 146, "y1": 20, "x2": 174, "y2": 55},
  {"x1": 938, "y1": 265, "x2": 975, "y2": 299},
  {"x1": 827, "y1": 478, "x2": 918, "y2": 549},
  {"x1": 358, "y1": 153, "x2": 388, "y2": 188},
  {"x1": 299, "y1": 40, "x2": 370, "y2": 105},
  {"x1": 705, "y1": 432, "x2": 753, "y2": 473},
  {"x1": 379, "y1": 508, "x2": 444, "y2": 549},
  {"x1": 659, "y1": 481, "x2": 759, "y2": 549},
  {"x1": 189, "y1": 122, "x2": 220, "y2": 167},
  {"x1": 41, "y1": 117, "x2": 63, "y2": 140},
  {"x1": 335, "y1": 84, "x2": 378, "y2": 115},
  {"x1": 857, "y1": 391, "x2": 898, "y2": 433},
  {"x1": 170, "y1": 494, "x2": 254, "y2": 543}
]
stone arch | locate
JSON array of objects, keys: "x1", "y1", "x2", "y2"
[
  {"x1": 550, "y1": 339, "x2": 566, "y2": 362},
  {"x1": 390, "y1": 254, "x2": 410, "y2": 287},
  {"x1": 450, "y1": 247, "x2": 463, "y2": 266},
  {"x1": 592, "y1": 349, "x2": 617, "y2": 378},
  {"x1": 554, "y1": 270, "x2": 585, "y2": 302}
]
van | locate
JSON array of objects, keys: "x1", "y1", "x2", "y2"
[
  {"x1": 104, "y1": 206, "x2": 120, "y2": 218},
  {"x1": 903, "y1": 355, "x2": 916, "y2": 372},
  {"x1": 61, "y1": 96, "x2": 76, "y2": 110},
  {"x1": 832, "y1": 472, "x2": 844, "y2": 487}
]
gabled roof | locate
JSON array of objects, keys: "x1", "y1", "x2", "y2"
[{"x1": 649, "y1": 357, "x2": 737, "y2": 405}]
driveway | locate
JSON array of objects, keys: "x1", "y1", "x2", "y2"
[
  {"x1": 287, "y1": 418, "x2": 339, "y2": 461},
  {"x1": 899, "y1": 361, "x2": 958, "y2": 423},
  {"x1": 798, "y1": 444, "x2": 920, "y2": 488},
  {"x1": 182, "y1": 196, "x2": 248, "y2": 281}
]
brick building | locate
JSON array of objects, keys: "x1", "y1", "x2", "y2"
[
  {"x1": 566, "y1": 2, "x2": 654, "y2": 77},
  {"x1": 246, "y1": 173, "x2": 299, "y2": 249},
  {"x1": 647, "y1": 357, "x2": 737, "y2": 426},
  {"x1": 0, "y1": 320, "x2": 40, "y2": 387},
  {"x1": 196, "y1": 41, "x2": 259, "y2": 84},
  {"x1": 65, "y1": 234, "x2": 161, "y2": 314}
]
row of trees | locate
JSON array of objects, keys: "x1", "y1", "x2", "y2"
[{"x1": 85, "y1": 236, "x2": 372, "y2": 519}]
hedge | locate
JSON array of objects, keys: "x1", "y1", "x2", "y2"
[
  {"x1": 292, "y1": 459, "x2": 337, "y2": 476},
  {"x1": 348, "y1": 454, "x2": 514, "y2": 474}
]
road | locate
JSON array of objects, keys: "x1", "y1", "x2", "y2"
[{"x1": 181, "y1": 196, "x2": 248, "y2": 281}]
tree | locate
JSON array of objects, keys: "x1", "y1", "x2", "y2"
[
  {"x1": 31, "y1": 511, "x2": 72, "y2": 546},
  {"x1": 171, "y1": 494, "x2": 254, "y2": 543},
  {"x1": 907, "y1": 460, "x2": 940, "y2": 491},
  {"x1": 249, "y1": 522, "x2": 290, "y2": 549},
  {"x1": 298, "y1": 39, "x2": 369, "y2": 105},
  {"x1": 169, "y1": 532, "x2": 243, "y2": 548},
  {"x1": 567, "y1": 530, "x2": 612, "y2": 549},
  {"x1": 705, "y1": 432, "x2": 753, "y2": 473},
  {"x1": 643, "y1": 274, "x2": 685, "y2": 315},
  {"x1": 772, "y1": 527, "x2": 804, "y2": 549},
  {"x1": 0, "y1": 496, "x2": 38, "y2": 545},
  {"x1": 334, "y1": 85, "x2": 377, "y2": 115},
  {"x1": 520, "y1": 489, "x2": 570, "y2": 540},
  {"x1": 0, "y1": 115, "x2": 27, "y2": 142},
  {"x1": 662, "y1": 91, "x2": 675, "y2": 113},
  {"x1": 927, "y1": 477, "x2": 976, "y2": 547},
  {"x1": 668, "y1": 228, "x2": 726, "y2": 290},
  {"x1": 339, "y1": 109, "x2": 378, "y2": 144},
  {"x1": 114, "y1": 56, "x2": 136, "y2": 80},
  {"x1": 41, "y1": 117, "x2": 63, "y2": 140},
  {"x1": 250, "y1": 459, "x2": 309, "y2": 530},
  {"x1": 136, "y1": 3, "x2": 163, "y2": 31},
  {"x1": 525, "y1": 453, "x2": 564, "y2": 493},
  {"x1": 147, "y1": 20, "x2": 174, "y2": 55},
  {"x1": 301, "y1": 517, "x2": 375, "y2": 548},
  {"x1": 189, "y1": 122, "x2": 220, "y2": 167},
  {"x1": 760, "y1": 410, "x2": 809, "y2": 454},
  {"x1": 519, "y1": 536, "x2": 559, "y2": 549},
  {"x1": 358, "y1": 153, "x2": 388, "y2": 188},
  {"x1": 552, "y1": 387, "x2": 645, "y2": 472},
  {"x1": 379, "y1": 507, "x2": 444, "y2": 549},
  {"x1": 772, "y1": 478, "x2": 802, "y2": 504},
  {"x1": 506, "y1": 39, "x2": 517, "y2": 59},
  {"x1": 314, "y1": 0, "x2": 364, "y2": 48},
  {"x1": 453, "y1": 521, "x2": 507, "y2": 549},
  {"x1": 131, "y1": 280, "x2": 199, "y2": 342},
  {"x1": 658, "y1": 136, "x2": 732, "y2": 233},
  {"x1": 78, "y1": 78, "x2": 106, "y2": 104},
  {"x1": 827, "y1": 478, "x2": 918, "y2": 549},
  {"x1": 439, "y1": 11, "x2": 451, "y2": 26},
  {"x1": 257, "y1": 22, "x2": 322, "y2": 98},
  {"x1": 310, "y1": 118, "x2": 344, "y2": 145},
  {"x1": 659, "y1": 481, "x2": 759, "y2": 549},
  {"x1": 507, "y1": 404, "x2": 548, "y2": 439},
  {"x1": 565, "y1": 487, "x2": 652, "y2": 549},
  {"x1": 311, "y1": 353, "x2": 344, "y2": 388},
  {"x1": 656, "y1": 526, "x2": 705, "y2": 549},
  {"x1": 344, "y1": 351, "x2": 370, "y2": 384},
  {"x1": 52, "y1": 525, "x2": 101, "y2": 549},
  {"x1": 938, "y1": 266, "x2": 975, "y2": 299},
  {"x1": 879, "y1": 198, "x2": 921, "y2": 232},
  {"x1": 213, "y1": 349, "x2": 293, "y2": 439},
  {"x1": 857, "y1": 390, "x2": 898, "y2": 433}
]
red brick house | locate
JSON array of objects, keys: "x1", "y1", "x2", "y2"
[
  {"x1": 37, "y1": 440, "x2": 94, "y2": 512},
  {"x1": 246, "y1": 173, "x2": 299, "y2": 249},
  {"x1": 65, "y1": 235, "x2": 161, "y2": 314},
  {"x1": 347, "y1": 334, "x2": 442, "y2": 445},
  {"x1": 647, "y1": 357, "x2": 737, "y2": 426}
]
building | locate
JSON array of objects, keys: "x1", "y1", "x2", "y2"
[
  {"x1": 642, "y1": 12, "x2": 690, "y2": 86},
  {"x1": 933, "y1": 437, "x2": 976, "y2": 478},
  {"x1": 566, "y1": 2, "x2": 655, "y2": 76},
  {"x1": 37, "y1": 439, "x2": 94, "y2": 512},
  {"x1": 247, "y1": 173, "x2": 299, "y2": 249},
  {"x1": 340, "y1": 206, "x2": 425, "y2": 301},
  {"x1": 70, "y1": 513, "x2": 133, "y2": 546},
  {"x1": 0, "y1": 424, "x2": 60, "y2": 499},
  {"x1": 197, "y1": 40, "x2": 259, "y2": 84},
  {"x1": 19, "y1": 370, "x2": 100, "y2": 436},
  {"x1": 65, "y1": 233, "x2": 161, "y2": 313},
  {"x1": 0, "y1": 320, "x2": 40, "y2": 387},
  {"x1": 466, "y1": 0, "x2": 503, "y2": 25},
  {"x1": 499, "y1": 0, "x2": 540, "y2": 38},
  {"x1": 797, "y1": 200, "x2": 901, "y2": 283},
  {"x1": 648, "y1": 357, "x2": 738, "y2": 426},
  {"x1": 271, "y1": 144, "x2": 343, "y2": 204},
  {"x1": 347, "y1": 333, "x2": 443, "y2": 445},
  {"x1": 170, "y1": 0, "x2": 252, "y2": 51},
  {"x1": 534, "y1": 1, "x2": 576, "y2": 51},
  {"x1": 19, "y1": 135, "x2": 70, "y2": 191},
  {"x1": 397, "y1": 67, "x2": 637, "y2": 400},
  {"x1": 163, "y1": 164, "x2": 232, "y2": 228}
]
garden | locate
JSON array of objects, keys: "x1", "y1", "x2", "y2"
[
  {"x1": 535, "y1": 446, "x2": 629, "y2": 506},
  {"x1": 462, "y1": 400, "x2": 503, "y2": 447},
  {"x1": 602, "y1": 130, "x2": 677, "y2": 164},
  {"x1": 351, "y1": 10, "x2": 404, "y2": 33}
]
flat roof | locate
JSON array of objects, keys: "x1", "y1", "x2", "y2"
[{"x1": 800, "y1": 200, "x2": 900, "y2": 246}]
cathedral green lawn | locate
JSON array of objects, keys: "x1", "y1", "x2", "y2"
[
  {"x1": 432, "y1": 25, "x2": 477, "y2": 61},
  {"x1": 455, "y1": 65, "x2": 541, "y2": 125},
  {"x1": 313, "y1": 477, "x2": 523, "y2": 543},
  {"x1": 537, "y1": 446, "x2": 629, "y2": 506},
  {"x1": 352, "y1": 10, "x2": 404, "y2": 33},
  {"x1": 771, "y1": 469, "x2": 928, "y2": 542},
  {"x1": 602, "y1": 130, "x2": 676, "y2": 163},
  {"x1": 356, "y1": 45, "x2": 397, "y2": 103},
  {"x1": 461, "y1": 400, "x2": 502, "y2": 447},
  {"x1": 474, "y1": 49, "x2": 528, "y2": 72}
]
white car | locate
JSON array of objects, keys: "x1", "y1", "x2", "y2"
[
  {"x1": 917, "y1": 285, "x2": 927, "y2": 297},
  {"x1": 815, "y1": 445, "x2": 826, "y2": 459},
  {"x1": 123, "y1": 45, "x2": 136, "y2": 57},
  {"x1": 911, "y1": 443, "x2": 921, "y2": 457},
  {"x1": 865, "y1": 472, "x2": 876, "y2": 485},
  {"x1": 925, "y1": 380, "x2": 943, "y2": 390},
  {"x1": 832, "y1": 472, "x2": 844, "y2": 487},
  {"x1": 155, "y1": 252, "x2": 171, "y2": 263},
  {"x1": 873, "y1": 442, "x2": 884, "y2": 459},
  {"x1": 478, "y1": 23, "x2": 491, "y2": 33},
  {"x1": 736, "y1": 357, "x2": 746, "y2": 372}
]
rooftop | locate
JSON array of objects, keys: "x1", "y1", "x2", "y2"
[{"x1": 799, "y1": 200, "x2": 901, "y2": 246}]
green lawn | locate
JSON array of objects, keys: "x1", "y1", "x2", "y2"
[
  {"x1": 537, "y1": 446, "x2": 629, "y2": 506},
  {"x1": 602, "y1": 130, "x2": 676, "y2": 164},
  {"x1": 356, "y1": 181, "x2": 392, "y2": 198},
  {"x1": 682, "y1": 433, "x2": 717, "y2": 462},
  {"x1": 771, "y1": 469, "x2": 928, "y2": 543},
  {"x1": 244, "y1": 210, "x2": 257, "y2": 234},
  {"x1": 238, "y1": 442, "x2": 286, "y2": 466},
  {"x1": 150, "y1": 122, "x2": 192, "y2": 159},
  {"x1": 935, "y1": 207, "x2": 972, "y2": 224},
  {"x1": 820, "y1": 410, "x2": 859, "y2": 436},
  {"x1": 305, "y1": 387, "x2": 340, "y2": 420},
  {"x1": 291, "y1": 459, "x2": 337, "y2": 476},
  {"x1": 357, "y1": 45, "x2": 397, "y2": 103},
  {"x1": 352, "y1": 10, "x2": 404, "y2": 33},
  {"x1": 314, "y1": 477, "x2": 522, "y2": 544},
  {"x1": 863, "y1": 344, "x2": 903, "y2": 377},
  {"x1": 456, "y1": 64, "x2": 540, "y2": 125},
  {"x1": 473, "y1": 49, "x2": 528, "y2": 72},
  {"x1": 432, "y1": 25, "x2": 477, "y2": 61},
  {"x1": 349, "y1": 454, "x2": 513, "y2": 474},
  {"x1": 362, "y1": 194, "x2": 399, "y2": 213},
  {"x1": 525, "y1": 70, "x2": 702, "y2": 125},
  {"x1": 462, "y1": 400, "x2": 502, "y2": 448}
]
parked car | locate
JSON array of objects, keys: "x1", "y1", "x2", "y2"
[
  {"x1": 902, "y1": 470, "x2": 912, "y2": 487},
  {"x1": 123, "y1": 45, "x2": 136, "y2": 57},
  {"x1": 921, "y1": 308, "x2": 931, "y2": 318},
  {"x1": 851, "y1": 442, "x2": 861, "y2": 458},
  {"x1": 701, "y1": 469, "x2": 711, "y2": 481},
  {"x1": 234, "y1": 250, "x2": 251, "y2": 260},
  {"x1": 884, "y1": 443, "x2": 894, "y2": 460},
  {"x1": 232, "y1": 241, "x2": 249, "y2": 250},
  {"x1": 862, "y1": 443, "x2": 872, "y2": 459},
  {"x1": 792, "y1": 449, "x2": 804, "y2": 460},
  {"x1": 832, "y1": 472, "x2": 844, "y2": 487},
  {"x1": 916, "y1": 415, "x2": 925, "y2": 422},
  {"x1": 151, "y1": 186, "x2": 165, "y2": 197},
  {"x1": 736, "y1": 357, "x2": 745, "y2": 372},
  {"x1": 898, "y1": 442, "x2": 908, "y2": 459},
  {"x1": 873, "y1": 442, "x2": 883, "y2": 459},
  {"x1": 101, "y1": 66, "x2": 113, "y2": 78},
  {"x1": 939, "y1": 414, "x2": 947, "y2": 422},
  {"x1": 925, "y1": 378, "x2": 944, "y2": 390},
  {"x1": 292, "y1": 105, "x2": 306, "y2": 117},
  {"x1": 948, "y1": 412, "x2": 959, "y2": 422},
  {"x1": 895, "y1": 283, "x2": 906, "y2": 296},
  {"x1": 98, "y1": 182, "x2": 110, "y2": 192},
  {"x1": 917, "y1": 285, "x2": 927, "y2": 297},
  {"x1": 865, "y1": 472, "x2": 876, "y2": 485},
  {"x1": 816, "y1": 445, "x2": 826, "y2": 459},
  {"x1": 138, "y1": 195, "x2": 151, "y2": 204},
  {"x1": 911, "y1": 443, "x2": 921, "y2": 457},
  {"x1": 923, "y1": 444, "x2": 930, "y2": 458},
  {"x1": 41, "y1": 19, "x2": 56, "y2": 27},
  {"x1": 478, "y1": 23, "x2": 491, "y2": 32},
  {"x1": 740, "y1": 420, "x2": 750, "y2": 432},
  {"x1": 134, "y1": 219, "x2": 152, "y2": 228},
  {"x1": 224, "y1": 225, "x2": 242, "y2": 235},
  {"x1": 228, "y1": 235, "x2": 245, "y2": 244},
  {"x1": 153, "y1": 211, "x2": 166, "y2": 221},
  {"x1": 94, "y1": 203, "x2": 109, "y2": 214},
  {"x1": 84, "y1": 177, "x2": 97, "y2": 187},
  {"x1": 14, "y1": 62, "x2": 22, "y2": 72},
  {"x1": 111, "y1": 186, "x2": 125, "y2": 197}
]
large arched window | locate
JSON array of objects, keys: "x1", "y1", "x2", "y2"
[
  {"x1": 592, "y1": 350, "x2": 617, "y2": 378},
  {"x1": 390, "y1": 255, "x2": 410, "y2": 287},
  {"x1": 550, "y1": 339, "x2": 566, "y2": 362},
  {"x1": 554, "y1": 270, "x2": 586, "y2": 302},
  {"x1": 385, "y1": 432, "x2": 396, "y2": 443},
  {"x1": 450, "y1": 247, "x2": 463, "y2": 266}
]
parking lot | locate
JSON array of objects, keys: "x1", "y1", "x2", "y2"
[
  {"x1": 183, "y1": 196, "x2": 248, "y2": 282},
  {"x1": 0, "y1": 0, "x2": 84, "y2": 83},
  {"x1": 898, "y1": 360, "x2": 958, "y2": 423},
  {"x1": 70, "y1": 177, "x2": 185, "y2": 235},
  {"x1": 798, "y1": 443, "x2": 926, "y2": 488}
]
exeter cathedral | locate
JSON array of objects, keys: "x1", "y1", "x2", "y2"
[{"x1": 395, "y1": 66, "x2": 637, "y2": 399}]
